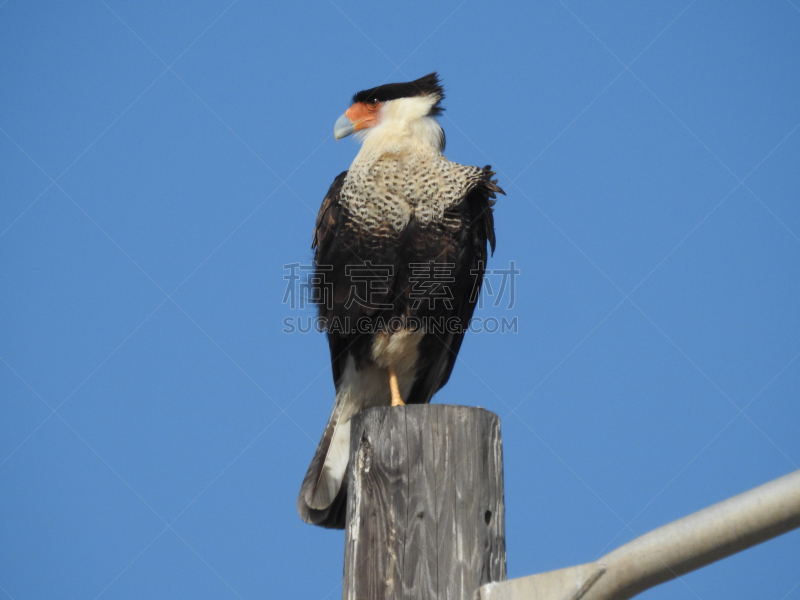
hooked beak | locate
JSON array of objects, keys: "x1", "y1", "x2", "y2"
[{"x1": 333, "y1": 113, "x2": 356, "y2": 140}]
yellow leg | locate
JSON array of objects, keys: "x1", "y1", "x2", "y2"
[{"x1": 389, "y1": 367, "x2": 404, "y2": 407}]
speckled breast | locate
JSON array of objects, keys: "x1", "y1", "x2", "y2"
[{"x1": 340, "y1": 150, "x2": 482, "y2": 233}]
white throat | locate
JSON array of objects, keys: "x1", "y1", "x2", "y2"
[{"x1": 354, "y1": 95, "x2": 444, "y2": 159}]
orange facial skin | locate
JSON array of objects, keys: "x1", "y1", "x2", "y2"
[{"x1": 344, "y1": 101, "x2": 383, "y2": 131}]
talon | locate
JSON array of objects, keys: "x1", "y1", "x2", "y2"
[{"x1": 389, "y1": 367, "x2": 404, "y2": 406}]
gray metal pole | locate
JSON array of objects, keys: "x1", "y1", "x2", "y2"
[{"x1": 481, "y1": 469, "x2": 800, "y2": 600}]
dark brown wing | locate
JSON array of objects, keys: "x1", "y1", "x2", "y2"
[
  {"x1": 311, "y1": 171, "x2": 352, "y2": 388},
  {"x1": 405, "y1": 167, "x2": 503, "y2": 404},
  {"x1": 312, "y1": 170, "x2": 406, "y2": 388},
  {"x1": 312, "y1": 171, "x2": 346, "y2": 254}
]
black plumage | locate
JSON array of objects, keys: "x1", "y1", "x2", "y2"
[{"x1": 353, "y1": 72, "x2": 445, "y2": 115}]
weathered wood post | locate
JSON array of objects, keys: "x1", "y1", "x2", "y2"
[{"x1": 343, "y1": 404, "x2": 506, "y2": 600}]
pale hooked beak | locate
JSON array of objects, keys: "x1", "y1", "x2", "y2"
[{"x1": 333, "y1": 113, "x2": 355, "y2": 140}]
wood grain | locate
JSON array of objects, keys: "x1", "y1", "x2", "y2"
[{"x1": 343, "y1": 405, "x2": 506, "y2": 600}]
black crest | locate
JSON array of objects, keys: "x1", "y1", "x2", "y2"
[{"x1": 353, "y1": 72, "x2": 445, "y2": 116}]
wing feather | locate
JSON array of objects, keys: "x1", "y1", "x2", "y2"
[{"x1": 405, "y1": 167, "x2": 503, "y2": 404}]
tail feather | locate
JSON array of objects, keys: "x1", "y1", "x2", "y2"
[{"x1": 297, "y1": 395, "x2": 355, "y2": 529}]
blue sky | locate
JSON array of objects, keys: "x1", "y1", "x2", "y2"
[{"x1": 2, "y1": 1, "x2": 799, "y2": 599}]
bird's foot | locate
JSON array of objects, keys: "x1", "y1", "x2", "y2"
[{"x1": 388, "y1": 367, "x2": 405, "y2": 407}]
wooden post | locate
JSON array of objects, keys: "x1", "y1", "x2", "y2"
[{"x1": 343, "y1": 404, "x2": 506, "y2": 600}]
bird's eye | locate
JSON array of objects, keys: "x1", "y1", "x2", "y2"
[{"x1": 368, "y1": 98, "x2": 379, "y2": 106}]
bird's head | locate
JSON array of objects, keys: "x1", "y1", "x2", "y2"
[{"x1": 333, "y1": 72, "x2": 445, "y2": 151}]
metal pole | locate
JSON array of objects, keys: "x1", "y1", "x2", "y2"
[{"x1": 481, "y1": 469, "x2": 800, "y2": 600}]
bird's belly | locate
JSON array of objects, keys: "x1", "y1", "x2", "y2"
[{"x1": 371, "y1": 329, "x2": 422, "y2": 375}]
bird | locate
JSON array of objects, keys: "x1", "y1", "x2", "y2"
[{"x1": 297, "y1": 72, "x2": 503, "y2": 528}]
